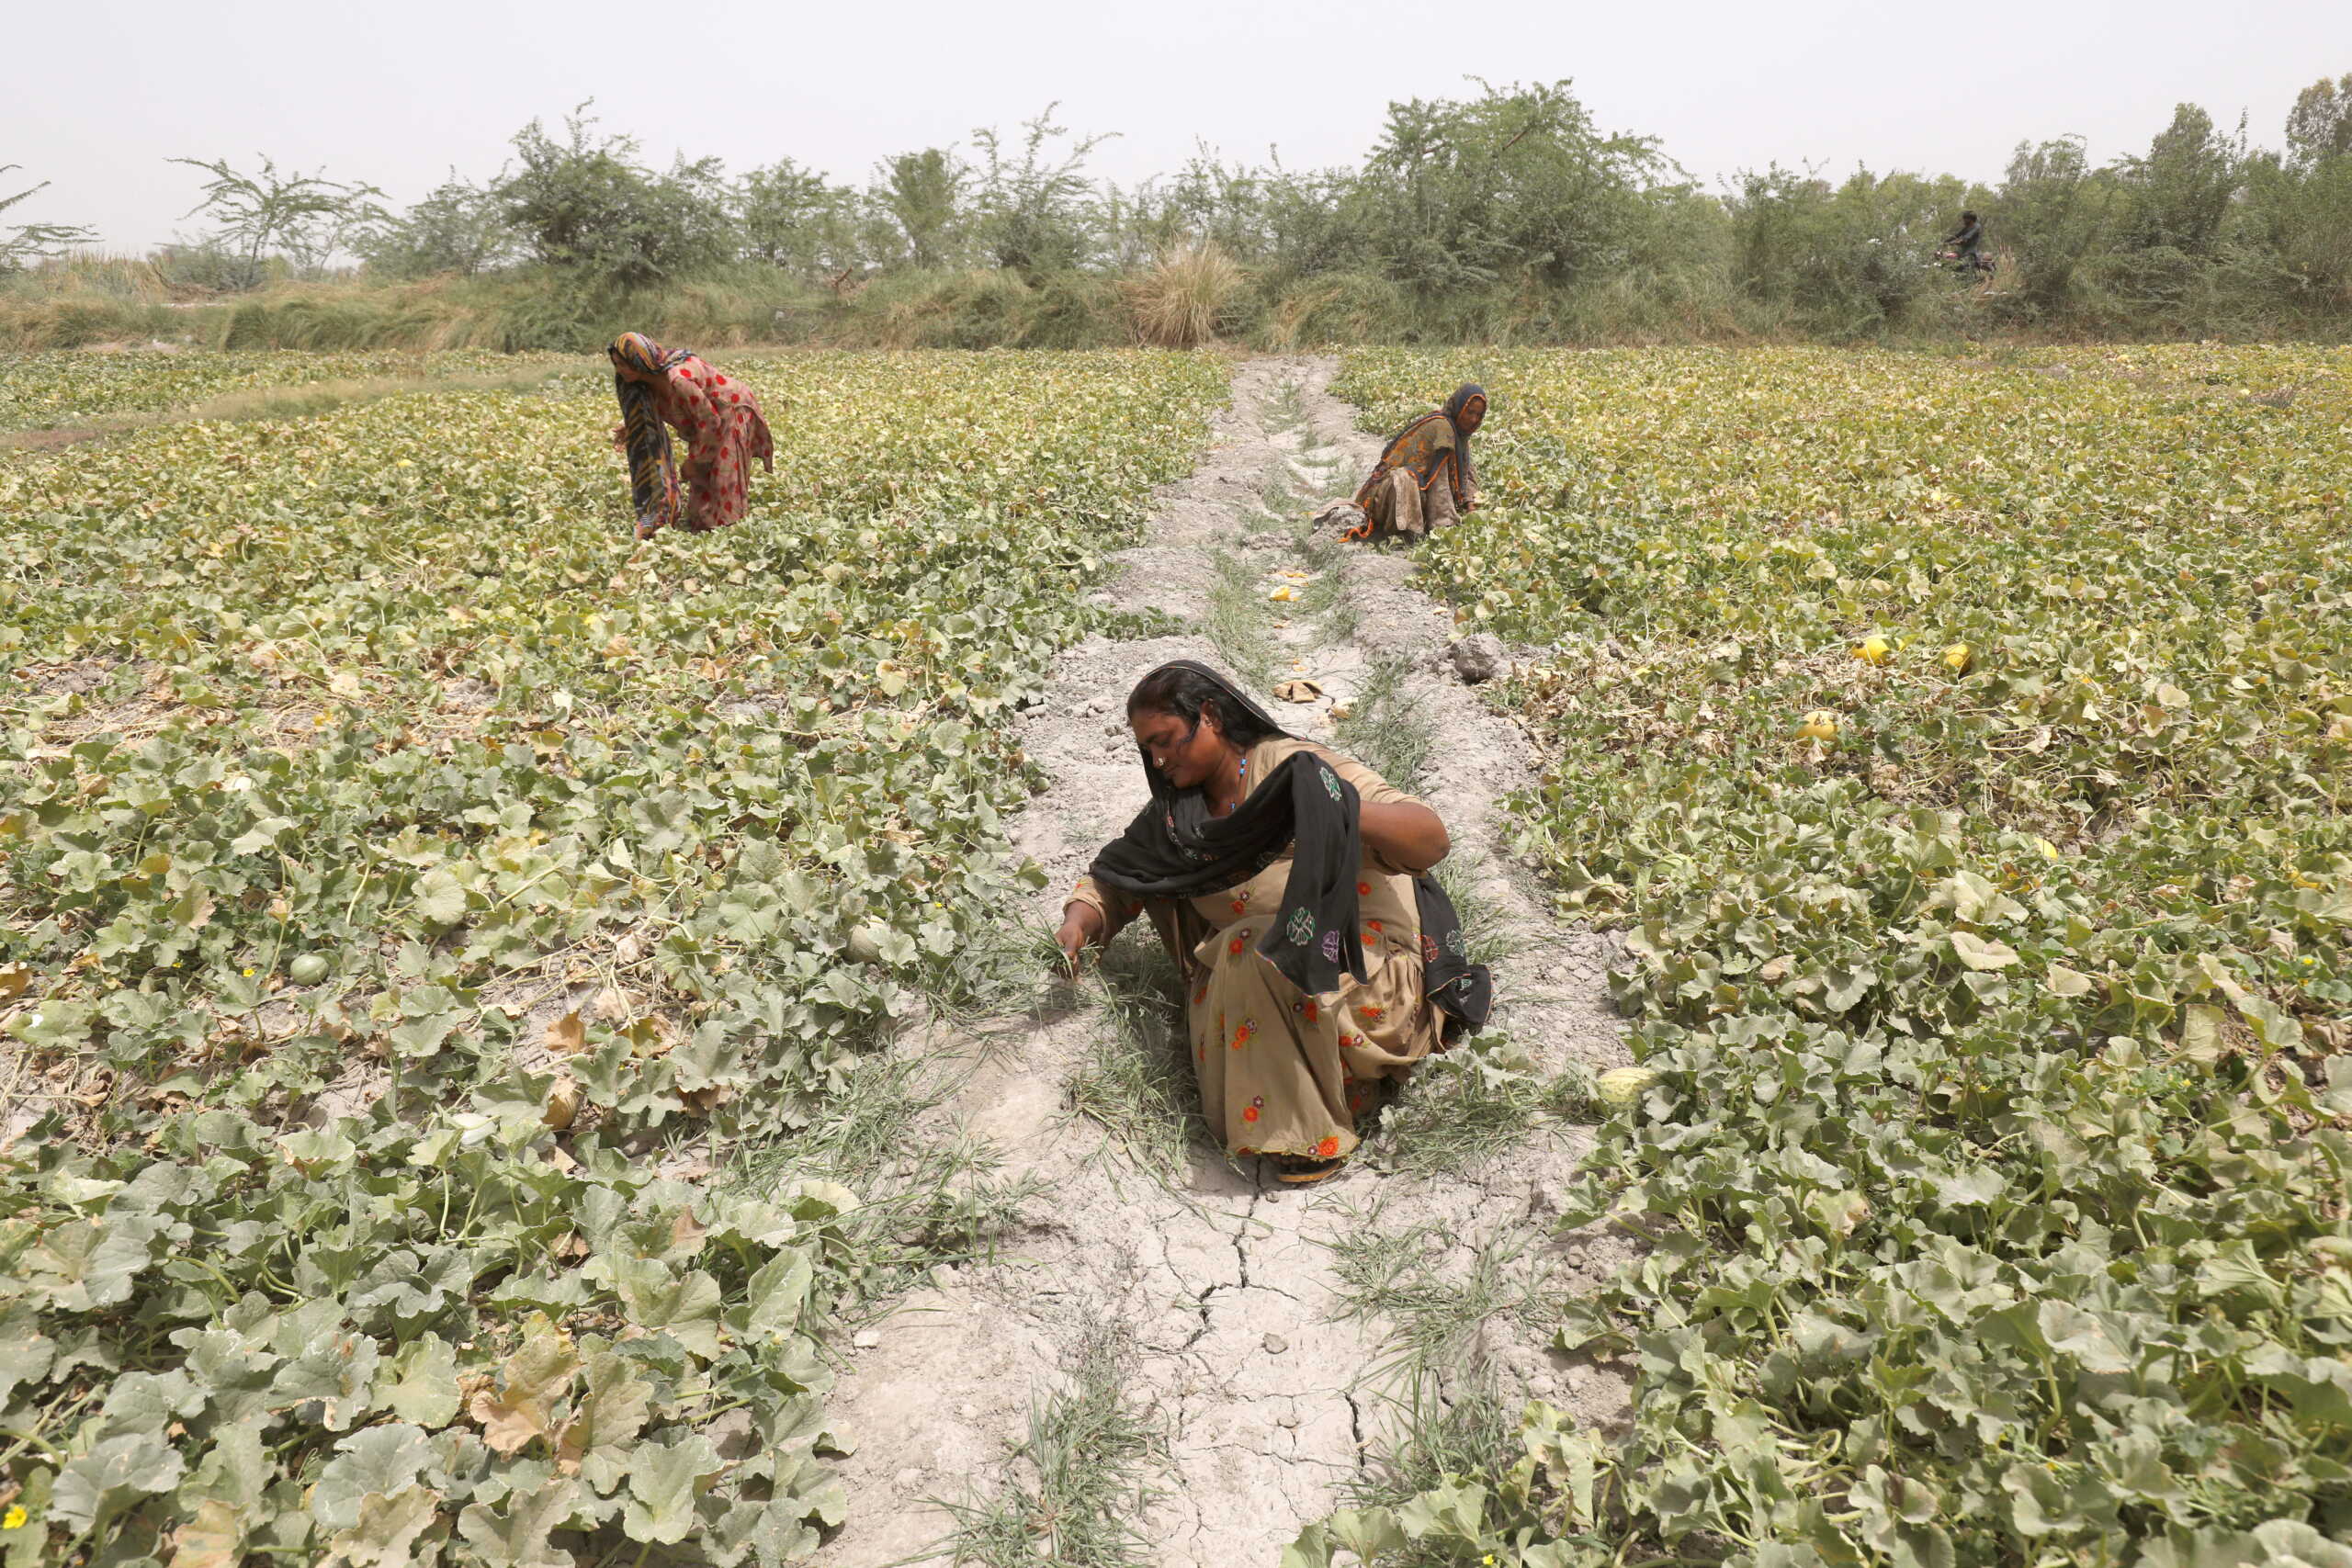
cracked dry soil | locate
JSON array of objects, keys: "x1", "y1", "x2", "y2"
[{"x1": 814, "y1": 357, "x2": 1636, "y2": 1567}]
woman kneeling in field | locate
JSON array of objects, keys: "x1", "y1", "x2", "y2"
[
  {"x1": 1055, "y1": 661, "x2": 1490, "y2": 1184},
  {"x1": 608, "y1": 333, "x2": 775, "y2": 540},
  {"x1": 1339, "y1": 382, "x2": 1486, "y2": 544}
]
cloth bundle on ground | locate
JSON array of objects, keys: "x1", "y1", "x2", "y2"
[{"x1": 1414, "y1": 873, "x2": 1492, "y2": 1043}]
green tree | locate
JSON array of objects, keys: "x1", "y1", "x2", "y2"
[
  {"x1": 2240, "y1": 74, "x2": 2352, "y2": 322},
  {"x1": 1357, "y1": 79, "x2": 1679, "y2": 293},
  {"x1": 738, "y1": 159, "x2": 862, "y2": 276},
  {"x1": 2114, "y1": 103, "x2": 2245, "y2": 254},
  {"x1": 1988, "y1": 135, "x2": 2117, "y2": 317},
  {"x1": 1107, "y1": 148, "x2": 1274, "y2": 269},
  {"x1": 495, "y1": 105, "x2": 740, "y2": 289},
  {"x1": 354, "y1": 172, "x2": 514, "y2": 278},
  {"x1": 1729, "y1": 164, "x2": 1970, "y2": 335},
  {"x1": 2285, "y1": 73, "x2": 2352, "y2": 169},
  {"x1": 874, "y1": 148, "x2": 965, "y2": 270}
]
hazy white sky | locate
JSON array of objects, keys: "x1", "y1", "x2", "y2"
[{"x1": 12, "y1": 0, "x2": 2348, "y2": 249}]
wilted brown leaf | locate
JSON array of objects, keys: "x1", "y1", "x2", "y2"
[
  {"x1": 542, "y1": 1075, "x2": 582, "y2": 1132},
  {"x1": 170, "y1": 1499, "x2": 245, "y2": 1568},
  {"x1": 544, "y1": 1011, "x2": 585, "y2": 1055},
  {"x1": 468, "y1": 1325, "x2": 580, "y2": 1456}
]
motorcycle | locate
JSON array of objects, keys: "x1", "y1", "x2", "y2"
[{"x1": 1933, "y1": 245, "x2": 1996, "y2": 282}]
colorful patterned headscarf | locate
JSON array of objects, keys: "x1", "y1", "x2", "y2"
[
  {"x1": 1354, "y1": 381, "x2": 1487, "y2": 514},
  {"x1": 609, "y1": 333, "x2": 691, "y2": 537},
  {"x1": 1441, "y1": 382, "x2": 1486, "y2": 498}
]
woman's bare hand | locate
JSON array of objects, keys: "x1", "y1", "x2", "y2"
[{"x1": 1054, "y1": 903, "x2": 1105, "y2": 976}]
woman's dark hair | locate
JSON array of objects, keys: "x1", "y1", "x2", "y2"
[
  {"x1": 1125, "y1": 665, "x2": 1284, "y2": 748},
  {"x1": 1961, "y1": 209, "x2": 1978, "y2": 223}
]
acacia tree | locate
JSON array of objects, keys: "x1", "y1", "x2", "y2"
[
  {"x1": 1729, "y1": 164, "x2": 1973, "y2": 335},
  {"x1": 1990, "y1": 136, "x2": 2117, "y2": 316},
  {"x1": 2113, "y1": 104, "x2": 2246, "y2": 255},
  {"x1": 0, "y1": 166, "x2": 94, "y2": 272},
  {"x1": 967, "y1": 107, "x2": 1114, "y2": 277},
  {"x1": 2286, "y1": 74, "x2": 2352, "y2": 170},
  {"x1": 1108, "y1": 149, "x2": 1280, "y2": 269},
  {"x1": 2249, "y1": 72, "x2": 2352, "y2": 318},
  {"x1": 169, "y1": 154, "x2": 381, "y2": 288}
]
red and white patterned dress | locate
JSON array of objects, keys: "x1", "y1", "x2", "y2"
[{"x1": 647, "y1": 355, "x2": 774, "y2": 533}]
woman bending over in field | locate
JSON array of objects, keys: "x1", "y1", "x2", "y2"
[
  {"x1": 1339, "y1": 382, "x2": 1485, "y2": 545},
  {"x1": 1055, "y1": 661, "x2": 1490, "y2": 1184},
  {"x1": 608, "y1": 333, "x2": 775, "y2": 540}
]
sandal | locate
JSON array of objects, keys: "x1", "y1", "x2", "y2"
[{"x1": 1270, "y1": 1155, "x2": 1346, "y2": 1186}]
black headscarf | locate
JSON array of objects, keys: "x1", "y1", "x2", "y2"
[
  {"x1": 1414, "y1": 877, "x2": 1492, "y2": 1043},
  {"x1": 1087, "y1": 661, "x2": 1496, "y2": 1039},
  {"x1": 1087, "y1": 662, "x2": 1368, "y2": 998}
]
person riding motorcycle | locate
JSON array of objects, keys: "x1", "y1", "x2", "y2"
[{"x1": 1941, "y1": 210, "x2": 1991, "y2": 276}]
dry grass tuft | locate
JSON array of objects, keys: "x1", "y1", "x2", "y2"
[
  {"x1": 1125, "y1": 243, "x2": 1242, "y2": 349},
  {"x1": 7, "y1": 251, "x2": 175, "y2": 304}
]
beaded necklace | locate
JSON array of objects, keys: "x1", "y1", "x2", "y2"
[{"x1": 1211, "y1": 751, "x2": 1250, "y2": 817}]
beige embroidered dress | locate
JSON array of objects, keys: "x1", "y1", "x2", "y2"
[{"x1": 1068, "y1": 738, "x2": 1444, "y2": 1160}]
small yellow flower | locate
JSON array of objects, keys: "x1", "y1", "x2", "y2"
[
  {"x1": 2, "y1": 1506, "x2": 26, "y2": 1530},
  {"x1": 242, "y1": 968, "x2": 254, "y2": 976}
]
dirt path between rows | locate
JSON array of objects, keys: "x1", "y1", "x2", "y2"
[{"x1": 814, "y1": 356, "x2": 1634, "y2": 1566}]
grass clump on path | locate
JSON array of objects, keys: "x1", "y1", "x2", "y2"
[{"x1": 940, "y1": 1325, "x2": 1164, "y2": 1568}]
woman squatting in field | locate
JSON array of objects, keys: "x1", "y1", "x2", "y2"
[
  {"x1": 1340, "y1": 382, "x2": 1487, "y2": 544},
  {"x1": 607, "y1": 333, "x2": 775, "y2": 540},
  {"x1": 1055, "y1": 661, "x2": 1491, "y2": 1184}
]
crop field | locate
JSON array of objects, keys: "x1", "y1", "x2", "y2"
[
  {"x1": 0, "y1": 349, "x2": 587, "y2": 434},
  {"x1": 6, "y1": 337, "x2": 2347, "y2": 1568},
  {"x1": 1320, "y1": 344, "x2": 2352, "y2": 1563},
  {"x1": 0, "y1": 348, "x2": 1227, "y2": 1565}
]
